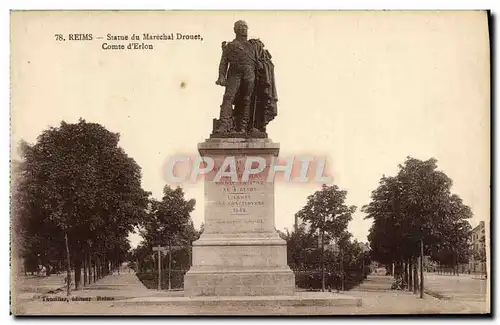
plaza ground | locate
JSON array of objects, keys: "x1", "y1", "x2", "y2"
[{"x1": 13, "y1": 268, "x2": 490, "y2": 315}]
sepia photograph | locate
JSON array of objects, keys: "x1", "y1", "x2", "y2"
[{"x1": 9, "y1": 10, "x2": 491, "y2": 316}]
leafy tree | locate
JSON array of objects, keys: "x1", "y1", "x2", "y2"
[
  {"x1": 429, "y1": 196, "x2": 472, "y2": 273},
  {"x1": 139, "y1": 185, "x2": 196, "y2": 249},
  {"x1": 281, "y1": 224, "x2": 370, "y2": 291},
  {"x1": 295, "y1": 184, "x2": 356, "y2": 291},
  {"x1": 364, "y1": 157, "x2": 473, "y2": 295},
  {"x1": 134, "y1": 185, "x2": 198, "y2": 289},
  {"x1": 279, "y1": 224, "x2": 319, "y2": 270},
  {"x1": 14, "y1": 119, "x2": 149, "y2": 294},
  {"x1": 129, "y1": 244, "x2": 154, "y2": 272}
]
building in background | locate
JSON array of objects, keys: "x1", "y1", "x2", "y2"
[{"x1": 469, "y1": 221, "x2": 486, "y2": 274}]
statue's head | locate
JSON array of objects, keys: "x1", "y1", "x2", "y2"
[{"x1": 234, "y1": 20, "x2": 248, "y2": 37}]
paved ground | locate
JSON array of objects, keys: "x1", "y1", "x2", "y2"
[
  {"x1": 14, "y1": 272, "x2": 71, "y2": 292},
  {"x1": 12, "y1": 271, "x2": 74, "y2": 302},
  {"x1": 48, "y1": 268, "x2": 152, "y2": 300},
  {"x1": 13, "y1": 272, "x2": 490, "y2": 315},
  {"x1": 348, "y1": 275, "x2": 489, "y2": 315},
  {"x1": 424, "y1": 273, "x2": 488, "y2": 302}
]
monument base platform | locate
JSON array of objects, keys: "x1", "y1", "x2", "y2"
[
  {"x1": 115, "y1": 292, "x2": 362, "y2": 312},
  {"x1": 184, "y1": 268, "x2": 295, "y2": 296},
  {"x1": 184, "y1": 232, "x2": 295, "y2": 296}
]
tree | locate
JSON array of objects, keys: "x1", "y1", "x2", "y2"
[
  {"x1": 364, "y1": 157, "x2": 473, "y2": 296},
  {"x1": 281, "y1": 223, "x2": 370, "y2": 291},
  {"x1": 129, "y1": 244, "x2": 153, "y2": 273},
  {"x1": 139, "y1": 185, "x2": 196, "y2": 249},
  {"x1": 429, "y1": 196, "x2": 472, "y2": 274},
  {"x1": 295, "y1": 184, "x2": 356, "y2": 291},
  {"x1": 279, "y1": 224, "x2": 319, "y2": 270},
  {"x1": 14, "y1": 119, "x2": 149, "y2": 294},
  {"x1": 135, "y1": 185, "x2": 197, "y2": 286}
]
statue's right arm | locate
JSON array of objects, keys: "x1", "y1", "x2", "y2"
[{"x1": 216, "y1": 42, "x2": 229, "y2": 86}]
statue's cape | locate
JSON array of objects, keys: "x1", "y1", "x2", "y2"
[
  {"x1": 233, "y1": 39, "x2": 278, "y2": 130},
  {"x1": 250, "y1": 38, "x2": 278, "y2": 128}
]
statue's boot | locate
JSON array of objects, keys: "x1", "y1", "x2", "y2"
[
  {"x1": 236, "y1": 103, "x2": 253, "y2": 135},
  {"x1": 235, "y1": 119, "x2": 250, "y2": 136},
  {"x1": 249, "y1": 127, "x2": 266, "y2": 138},
  {"x1": 233, "y1": 130, "x2": 247, "y2": 137},
  {"x1": 215, "y1": 117, "x2": 233, "y2": 134},
  {"x1": 216, "y1": 101, "x2": 234, "y2": 134},
  {"x1": 215, "y1": 123, "x2": 230, "y2": 134}
]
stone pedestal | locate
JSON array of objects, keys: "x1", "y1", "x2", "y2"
[{"x1": 184, "y1": 138, "x2": 295, "y2": 296}]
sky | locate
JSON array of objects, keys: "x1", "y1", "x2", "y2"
[{"x1": 10, "y1": 11, "x2": 490, "y2": 248}]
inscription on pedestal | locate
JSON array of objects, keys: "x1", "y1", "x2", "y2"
[
  {"x1": 204, "y1": 156, "x2": 274, "y2": 234},
  {"x1": 216, "y1": 181, "x2": 265, "y2": 215}
]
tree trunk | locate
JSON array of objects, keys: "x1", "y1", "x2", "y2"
[
  {"x1": 340, "y1": 247, "x2": 344, "y2": 291},
  {"x1": 64, "y1": 230, "x2": 71, "y2": 296},
  {"x1": 74, "y1": 256, "x2": 82, "y2": 290},
  {"x1": 419, "y1": 238, "x2": 424, "y2": 298},
  {"x1": 321, "y1": 230, "x2": 325, "y2": 292},
  {"x1": 96, "y1": 256, "x2": 100, "y2": 280},
  {"x1": 83, "y1": 252, "x2": 88, "y2": 287},
  {"x1": 394, "y1": 260, "x2": 402, "y2": 279},
  {"x1": 90, "y1": 254, "x2": 93, "y2": 282},
  {"x1": 401, "y1": 261, "x2": 405, "y2": 283},
  {"x1": 92, "y1": 255, "x2": 96, "y2": 283},
  {"x1": 99, "y1": 256, "x2": 103, "y2": 279},
  {"x1": 403, "y1": 261, "x2": 408, "y2": 288},
  {"x1": 408, "y1": 259, "x2": 413, "y2": 291},
  {"x1": 89, "y1": 255, "x2": 92, "y2": 283},
  {"x1": 157, "y1": 250, "x2": 162, "y2": 291},
  {"x1": 168, "y1": 248, "x2": 172, "y2": 291},
  {"x1": 413, "y1": 259, "x2": 418, "y2": 294}
]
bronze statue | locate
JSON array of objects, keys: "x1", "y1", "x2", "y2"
[{"x1": 211, "y1": 20, "x2": 278, "y2": 138}]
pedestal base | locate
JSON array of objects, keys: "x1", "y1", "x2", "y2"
[
  {"x1": 184, "y1": 233, "x2": 295, "y2": 296},
  {"x1": 184, "y1": 269, "x2": 295, "y2": 297}
]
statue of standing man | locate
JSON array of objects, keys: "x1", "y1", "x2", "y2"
[{"x1": 211, "y1": 20, "x2": 278, "y2": 138}]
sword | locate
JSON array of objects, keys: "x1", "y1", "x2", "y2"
[{"x1": 251, "y1": 83, "x2": 257, "y2": 132}]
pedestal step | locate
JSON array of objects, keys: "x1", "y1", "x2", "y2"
[
  {"x1": 116, "y1": 292, "x2": 363, "y2": 313},
  {"x1": 184, "y1": 269, "x2": 295, "y2": 296}
]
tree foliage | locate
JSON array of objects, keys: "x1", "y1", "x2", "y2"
[
  {"x1": 287, "y1": 184, "x2": 366, "y2": 290},
  {"x1": 132, "y1": 185, "x2": 199, "y2": 277},
  {"x1": 296, "y1": 184, "x2": 356, "y2": 242},
  {"x1": 138, "y1": 185, "x2": 197, "y2": 248},
  {"x1": 13, "y1": 119, "x2": 149, "y2": 289},
  {"x1": 280, "y1": 224, "x2": 371, "y2": 290},
  {"x1": 364, "y1": 157, "x2": 473, "y2": 272}
]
